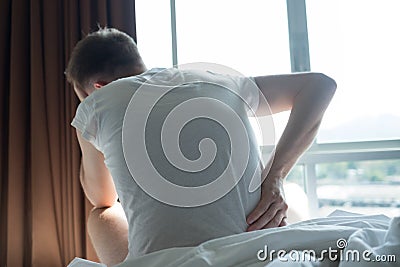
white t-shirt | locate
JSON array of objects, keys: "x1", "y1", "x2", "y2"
[{"x1": 71, "y1": 68, "x2": 262, "y2": 258}]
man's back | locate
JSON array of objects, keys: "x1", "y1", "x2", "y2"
[{"x1": 72, "y1": 68, "x2": 262, "y2": 257}]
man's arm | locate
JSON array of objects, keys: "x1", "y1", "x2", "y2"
[
  {"x1": 247, "y1": 72, "x2": 337, "y2": 231},
  {"x1": 76, "y1": 129, "x2": 118, "y2": 208},
  {"x1": 76, "y1": 130, "x2": 129, "y2": 265}
]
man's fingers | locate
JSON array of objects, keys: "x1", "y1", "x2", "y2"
[
  {"x1": 246, "y1": 195, "x2": 272, "y2": 225},
  {"x1": 264, "y1": 211, "x2": 287, "y2": 229},
  {"x1": 279, "y1": 217, "x2": 288, "y2": 227},
  {"x1": 247, "y1": 203, "x2": 280, "y2": 231}
]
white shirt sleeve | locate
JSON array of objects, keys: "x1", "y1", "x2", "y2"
[
  {"x1": 71, "y1": 97, "x2": 100, "y2": 149},
  {"x1": 230, "y1": 75, "x2": 259, "y2": 115},
  {"x1": 206, "y1": 71, "x2": 260, "y2": 116}
]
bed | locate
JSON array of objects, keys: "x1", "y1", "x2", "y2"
[{"x1": 68, "y1": 210, "x2": 399, "y2": 267}]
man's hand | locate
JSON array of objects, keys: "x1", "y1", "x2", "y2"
[{"x1": 246, "y1": 174, "x2": 288, "y2": 231}]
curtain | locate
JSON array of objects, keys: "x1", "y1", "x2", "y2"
[{"x1": 0, "y1": 1, "x2": 136, "y2": 266}]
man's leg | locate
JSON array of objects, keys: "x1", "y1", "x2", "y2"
[{"x1": 87, "y1": 203, "x2": 129, "y2": 266}]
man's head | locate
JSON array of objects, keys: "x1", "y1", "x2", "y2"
[{"x1": 66, "y1": 27, "x2": 146, "y2": 100}]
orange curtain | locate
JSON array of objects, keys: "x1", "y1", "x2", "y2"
[{"x1": 0, "y1": 1, "x2": 136, "y2": 266}]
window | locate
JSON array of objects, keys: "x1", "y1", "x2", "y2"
[
  {"x1": 136, "y1": 0, "x2": 291, "y2": 76},
  {"x1": 317, "y1": 159, "x2": 400, "y2": 217},
  {"x1": 307, "y1": 0, "x2": 400, "y2": 143},
  {"x1": 305, "y1": 0, "x2": 400, "y2": 217},
  {"x1": 135, "y1": 0, "x2": 173, "y2": 67},
  {"x1": 175, "y1": 0, "x2": 290, "y2": 76}
]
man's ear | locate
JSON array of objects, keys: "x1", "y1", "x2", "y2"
[{"x1": 94, "y1": 81, "x2": 109, "y2": 89}]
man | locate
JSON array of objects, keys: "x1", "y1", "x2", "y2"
[{"x1": 66, "y1": 28, "x2": 336, "y2": 266}]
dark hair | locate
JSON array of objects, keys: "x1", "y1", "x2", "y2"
[{"x1": 65, "y1": 27, "x2": 144, "y2": 91}]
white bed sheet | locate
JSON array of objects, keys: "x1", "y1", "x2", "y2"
[{"x1": 68, "y1": 210, "x2": 399, "y2": 267}]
